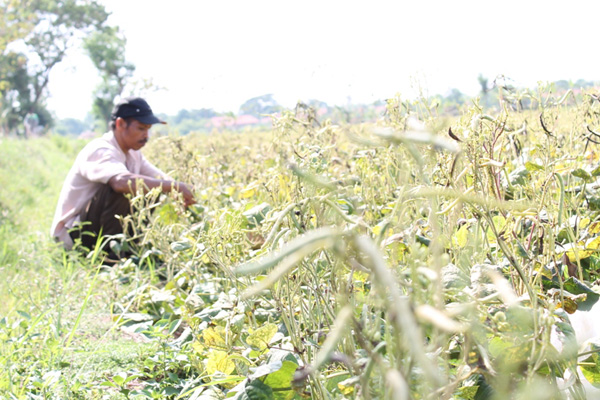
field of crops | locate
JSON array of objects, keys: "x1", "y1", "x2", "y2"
[{"x1": 3, "y1": 89, "x2": 600, "y2": 399}]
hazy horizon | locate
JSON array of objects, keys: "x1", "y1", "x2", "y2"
[{"x1": 44, "y1": 0, "x2": 600, "y2": 120}]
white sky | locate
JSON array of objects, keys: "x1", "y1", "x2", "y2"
[{"x1": 46, "y1": 0, "x2": 600, "y2": 120}]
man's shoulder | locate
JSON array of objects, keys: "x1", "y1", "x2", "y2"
[{"x1": 78, "y1": 132, "x2": 120, "y2": 157}]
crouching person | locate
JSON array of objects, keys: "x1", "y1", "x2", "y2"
[{"x1": 50, "y1": 97, "x2": 195, "y2": 261}]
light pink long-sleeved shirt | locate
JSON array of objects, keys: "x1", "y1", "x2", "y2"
[{"x1": 50, "y1": 131, "x2": 166, "y2": 249}]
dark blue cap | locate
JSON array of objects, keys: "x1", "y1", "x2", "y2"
[{"x1": 111, "y1": 97, "x2": 166, "y2": 125}]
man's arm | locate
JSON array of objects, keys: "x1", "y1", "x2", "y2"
[{"x1": 108, "y1": 173, "x2": 195, "y2": 206}]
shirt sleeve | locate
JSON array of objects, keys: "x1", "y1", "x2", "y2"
[
  {"x1": 140, "y1": 156, "x2": 170, "y2": 180},
  {"x1": 78, "y1": 147, "x2": 129, "y2": 184}
]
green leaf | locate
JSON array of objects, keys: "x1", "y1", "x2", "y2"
[
  {"x1": 244, "y1": 379, "x2": 273, "y2": 400},
  {"x1": 562, "y1": 277, "x2": 596, "y2": 295},
  {"x1": 562, "y1": 277, "x2": 600, "y2": 310},
  {"x1": 588, "y1": 195, "x2": 600, "y2": 211},
  {"x1": 336, "y1": 198, "x2": 355, "y2": 214},
  {"x1": 525, "y1": 161, "x2": 544, "y2": 172},
  {"x1": 441, "y1": 263, "x2": 469, "y2": 290},
  {"x1": 474, "y1": 376, "x2": 495, "y2": 400},
  {"x1": 168, "y1": 319, "x2": 182, "y2": 335},
  {"x1": 123, "y1": 374, "x2": 139, "y2": 385},
  {"x1": 119, "y1": 312, "x2": 155, "y2": 327},
  {"x1": 572, "y1": 168, "x2": 593, "y2": 182},
  {"x1": 250, "y1": 362, "x2": 286, "y2": 379},
  {"x1": 16, "y1": 310, "x2": 31, "y2": 320},
  {"x1": 554, "y1": 321, "x2": 578, "y2": 358},
  {"x1": 158, "y1": 203, "x2": 180, "y2": 224},
  {"x1": 112, "y1": 372, "x2": 127, "y2": 386},
  {"x1": 167, "y1": 372, "x2": 180, "y2": 383},
  {"x1": 486, "y1": 215, "x2": 506, "y2": 242},
  {"x1": 458, "y1": 385, "x2": 479, "y2": 400},
  {"x1": 171, "y1": 240, "x2": 192, "y2": 252},
  {"x1": 261, "y1": 361, "x2": 298, "y2": 400},
  {"x1": 509, "y1": 166, "x2": 530, "y2": 186},
  {"x1": 32, "y1": 380, "x2": 44, "y2": 389},
  {"x1": 516, "y1": 241, "x2": 529, "y2": 259},
  {"x1": 488, "y1": 336, "x2": 511, "y2": 358},
  {"x1": 580, "y1": 342, "x2": 600, "y2": 387},
  {"x1": 243, "y1": 202, "x2": 272, "y2": 229},
  {"x1": 162, "y1": 386, "x2": 180, "y2": 396},
  {"x1": 325, "y1": 373, "x2": 350, "y2": 394}
]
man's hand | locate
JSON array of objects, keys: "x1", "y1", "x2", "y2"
[
  {"x1": 109, "y1": 173, "x2": 195, "y2": 207},
  {"x1": 173, "y1": 182, "x2": 196, "y2": 207}
]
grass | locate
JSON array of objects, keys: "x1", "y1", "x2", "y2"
[{"x1": 0, "y1": 134, "x2": 162, "y2": 398}]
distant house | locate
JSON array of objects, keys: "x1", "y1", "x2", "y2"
[
  {"x1": 207, "y1": 116, "x2": 235, "y2": 129},
  {"x1": 235, "y1": 115, "x2": 260, "y2": 125}
]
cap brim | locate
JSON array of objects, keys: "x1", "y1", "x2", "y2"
[{"x1": 135, "y1": 114, "x2": 167, "y2": 125}]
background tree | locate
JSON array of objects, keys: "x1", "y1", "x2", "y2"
[
  {"x1": 239, "y1": 94, "x2": 281, "y2": 116},
  {"x1": 0, "y1": 2, "x2": 35, "y2": 135},
  {"x1": 0, "y1": 1, "x2": 36, "y2": 53},
  {"x1": 477, "y1": 74, "x2": 489, "y2": 95},
  {"x1": 0, "y1": 0, "x2": 108, "y2": 136},
  {"x1": 84, "y1": 26, "x2": 134, "y2": 132},
  {"x1": 478, "y1": 74, "x2": 499, "y2": 110},
  {"x1": 446, "y1": 88, "x2": 466, "y2": 105},
  {"x1": 173, "y1": 108, "x2": 217, "y2": 124},
  {"x1": 53, "y1": 117, "x2": 88, "y2": 136}
]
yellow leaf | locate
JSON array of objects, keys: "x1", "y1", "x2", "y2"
[
  {"x1": 278, "y1": 175, "x2": 291, "y2": 202},
  {"x1": 241, "y1": 188, "x2": 255, "y2": 199},
  {"x1": 452, "y1": 225, "x2": 469, "y2": 248},
  {"x1": 558, "y1": 297, "x2": 579, "y2": 314},
  {"x1": 352, "y1": 271, "x2": 369, "y2": 283},
  {"x1": 372, "y1": 225, "x2": 382, "y2": 236},
  {"x1": 486, "y1": 215, "x2": 506, "y2": 243},
  {"x1": 337, "y1": 377, "x2": 358, "y2": 395},
  {"x1": 206, "y1": 350, "x2": 235, "y2": 375},
  {"x1": 192, "y1": 341, "x2": 205, "y2": 354},
  {"x1": 565, "y1": 242, "x2": 593, "y2": 262},
  {"x1": 338, "y1": 382, "x2": 355, "y2": 395},
  {"x1": 202, "y1": 326, "x2": 227, "y2": 349},
  {"x1": 246, "y1": 323, "x2": 277, "y2": 351},
  {"x1": 581, "y1": 217, "x2": 591, "y2": 230},
  {"x1": 241, "y1": 182, "x2": 259, "y2": 199},
  {"x1": 381, "y1": 202, "x2": 395, "y2": 215},
  {"x1": 586, "y1": 236, "x2": 600, "y2": 251},
  {"x1": 589, "y1": 221, "x2": 600, "y2": 234}
]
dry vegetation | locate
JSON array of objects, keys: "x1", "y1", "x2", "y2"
[{"x1": 2, "y1": 87, "x2": 600, "y2": 399}]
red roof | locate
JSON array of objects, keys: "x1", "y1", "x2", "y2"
[{"x1": 208, "y1": 114, "x2": 268, "y2": 129}]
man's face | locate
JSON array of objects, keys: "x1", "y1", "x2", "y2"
[{"x1": 118, "y1": 118, "x2": 152, "y2": 151}]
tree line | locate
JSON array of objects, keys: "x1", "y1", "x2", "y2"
[{"x1": 0, "y1": 0, "x2": 133, "y2": 137}]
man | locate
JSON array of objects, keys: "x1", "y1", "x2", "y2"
[{"x1": 51, "y1": 96, "x2": 195, "y2": 254}]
